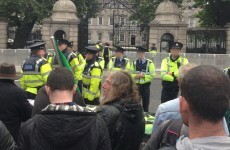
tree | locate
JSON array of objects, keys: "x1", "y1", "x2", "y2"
[
  {"x1": 0, "y1": 0, "x2": 55, "y2": 48},
  {"x1": 0, "y1": 0, "x2": 99, "y2": 49},
  {"x1": 72, "y1": 0, "x2": 99, "y2": 52},
  {"x1": 194, "y1": 0, "x2": 230, "y2": 27}
]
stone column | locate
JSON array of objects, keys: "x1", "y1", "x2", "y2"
[
  {"x1": 0, "y1": 18, "x2": 8, "y2": 49},
  {"x1": 226, "y1": 23, "x2": 230, "y2": 54}
]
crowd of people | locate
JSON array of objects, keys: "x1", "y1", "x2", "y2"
[{"x1": 0, "y1": 39, "x2": 230, "y2": 150}]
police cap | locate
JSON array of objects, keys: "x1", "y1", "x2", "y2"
[
  {"x1": 115, "y1": 46, "x2": 125, "y2": 52},
  {"x1": 57, "y1": 39, "x2": 69, "y2": 45},
  {"x1": 136, "y1": 46, "x2": 148, "y2": 52},
  {"x1": 85, "y1": 46, "x2": 98, "y2": 54},
  {"x1": 170, "y1": 42, "x2": 183, "y2": 50},
  {"x1": 67, "y1": 41, "x2": 74, "y2": 48},
  {"x1": 29, "y1": 42, "x2": 46, "y2": 51}
]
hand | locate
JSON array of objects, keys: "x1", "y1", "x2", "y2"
[
  {"x1": 135, "y1": 74, "x2": 144, "y2": 79},
  {"x1": 135, "y1": 74, "x2": 142, "y2": 79},
  {"x1": 139, "y1": 73, "x2": 145, "y2": 78},
  {"x1": 167, "y1": 72, "x2": 173, "y2": 75}
]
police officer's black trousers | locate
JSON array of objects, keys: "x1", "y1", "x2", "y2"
[
  {"x1": 161, "y1": 88, "x2": 179, "y2": 103},
  {"x1": 161, "y1": 80, "x2": 179, "y2": 103},
  {"x1": 138, "y1": 83, "x2": 150, "y2": 112},
  {"x1": 104, "y1": 58, "x2": 110, "y2": 68}
]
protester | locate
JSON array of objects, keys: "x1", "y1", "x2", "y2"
[
  {"x1": 16, "y1": 67, "x2": 111, "y2": 150},
  {"x1": 152, "y1": 64, "x2": 197, "y2": 133},
  {"x1": 0, "y1": 63, "x2": 32, "y2": 142},
  {"x1": 145, "y1": 64, "x2": 229, "y2": 149},
  {"x1": 97, "y1": 70, "x2": 145, "y2": 150},
  {"x1": 146, "y1": 65, "x2": 230, "y2": 150},
  {"x1": 32, "y1": 85, "x2": 85, "y2": 116},
  {"x1": 0, "y1": 120, "x2": 15, "y2": 150},
  {"x1": 176, "y1": 65, "x2": 230, "y2": 149}
]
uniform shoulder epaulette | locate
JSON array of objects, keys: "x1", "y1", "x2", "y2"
[
  {"x1": 146, "y1": 59, "x2": 153, "y2": 63},
  {"x1": 124, "y1": 58, "x2": 130, "y2": 61}
]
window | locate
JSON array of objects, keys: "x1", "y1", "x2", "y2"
[
  {"x1": 109, "y1": 33, "x2": 113, "y2": 41},
  {"x1": 189, "y1": 17, "x2": 195, "y2": 27},
  {"x1": 88, "y1": 33, "x2": 91, "y2": 41},
  {"x1": 109, "y1": 17, "x2": 114, "y2": 26},
  {"x1": 131, "y1": 21, "x2": 137, "y2": 26},
  {"x1": 98, "y1": 33, "x2": 102, "y2": 41},
  {"x1": 119, "y1": 33, "x2": 125, "y2": 42},
  {"x1": 120, "y1": 17, "x2": 125, "y2": 26},
  {"x1": 98, "y1": 17, "x2": 103, "y2": 25}
]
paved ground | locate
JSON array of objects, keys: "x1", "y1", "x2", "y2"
[{"x1": 15, "y1": 78, "x2": 162, "y2": 113}]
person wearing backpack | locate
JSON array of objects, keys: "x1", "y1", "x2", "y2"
[
  {"x1": 146, "y1": 66, "x2": 230, "y2": 150},
  {"x1": 97, "y1": 70, "x2": 145, "y2": 150}
]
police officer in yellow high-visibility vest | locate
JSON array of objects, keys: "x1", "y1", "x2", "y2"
[
  {"x1": 33, "y1": 40, "x2": 54, "y2": 64},
  {"x1": 67, "y1": 41, "x2": 86, "y2": 93},
  {"x1": 56, "y1": 39, "x2": 82, "y2": 90},
  {"x1": 108, "y1": 46, "x2": 131, "y2": 71},
  {"x1": 131, "y1": 46, "x2": 156, "y2": 112},
  {"x1": 83, "y1": 46, "x2": 102, "y2": 105},
  {"x1": 96, "y1": 50, "x2": 105, "y2": 70},
  {"x1": 149, "y1": 43, "x2": 158, "y2": 57},
  {"x1": 20, "y1": 42, "x2": 52, "y2": 99},
  {"x1": 161, "y1": 42, "x2": 189, "y2": 103}
]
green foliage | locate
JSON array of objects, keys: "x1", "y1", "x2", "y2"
[
  {"x1": 129, "y1": 0, "x2": 183, "y2": 24},
  {"x1": 0, "y1": 0, "x2": 99, "y2": 27},
  {"x1": 194, "y1": 0, "x2": 230, "y2": 27},
  {"x1": 73, "y1": 0, "x2": 99, "y2": 19},
  {"x1": 0, "y1": 0, "x2": 55, "y2": 27}
]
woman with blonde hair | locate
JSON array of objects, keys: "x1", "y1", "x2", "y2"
[{"x1": 97, "y1": 70, "x2": 145, "y2": 150}]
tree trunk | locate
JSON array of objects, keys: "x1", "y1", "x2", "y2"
[{"x1": 12, "y1": 21, "x2": 36, "y2": 49}]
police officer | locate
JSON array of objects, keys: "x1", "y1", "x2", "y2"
[
  {"x1": 108, "y1": 46, "x2": 131, "y2": 71},
  {"x1": 96, "y1": 50, "x2": 105, "y2": 70},
  {"x1": 131, "y1": 46, "x2": 156, "y2": 112},
  {"x1": 56, "y1": 39, "x2": 82, "y2": 91},
  {"x1": 83, "y1": 46, "x2": 102, "y2": 105},
  {"x1": 102, "y1": 42, "x2": 112, "y2": 68},
  {"x1": 20, "y1": 42, "x2": 52, "y2": 99},
  {"x1": 67, "y1": 41, "x2": 86, "y2": 93},
  {"x1": 34, "y1": 40, "x2": 53, "y2": 64},
  {"x1": 149, "y1": 43, "x2": 158, "y2": 57},
  {"x1": 161, "y1": 42, "x2": 189, "y2": 103}
]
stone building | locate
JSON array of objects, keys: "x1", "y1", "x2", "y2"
[
  {"x1": 42, "y1": 0, "x2": 79, "y2": 48},
  {"x1": 88, "y1": 0, "x2": 144, "y2": 47}
]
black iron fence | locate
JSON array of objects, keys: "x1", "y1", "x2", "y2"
[{"x1": 186, "y1": 28, "x2": 227, "y2": 54}]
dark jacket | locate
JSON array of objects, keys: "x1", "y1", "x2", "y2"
[
  {"x1": 0, "y1": 121, "x2": 15, "y2": 150},
  {"x1": 0, "y1": 80, "x2": 32, "y2": 142},
  {"x1": 16, "y1": 106, "x2": 111, "y2": 150},
  {"x1": 32, "y1": 86, "x2": 85, "y2": 116},
  {"x1": 97, "y1": 99, "x2": 145, "y2": 150}
]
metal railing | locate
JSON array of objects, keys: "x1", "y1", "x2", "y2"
[{"x1": 0, "y1": 49, "x2": 230, "y2": 72}]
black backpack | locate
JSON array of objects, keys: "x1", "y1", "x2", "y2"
[{"x1": 159, "y1": 119, "x2": 184, "y2": 149}]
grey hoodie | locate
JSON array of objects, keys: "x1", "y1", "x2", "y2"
[{"x1": 176, "y1": 136, "x2": 230, "y2": 150}]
